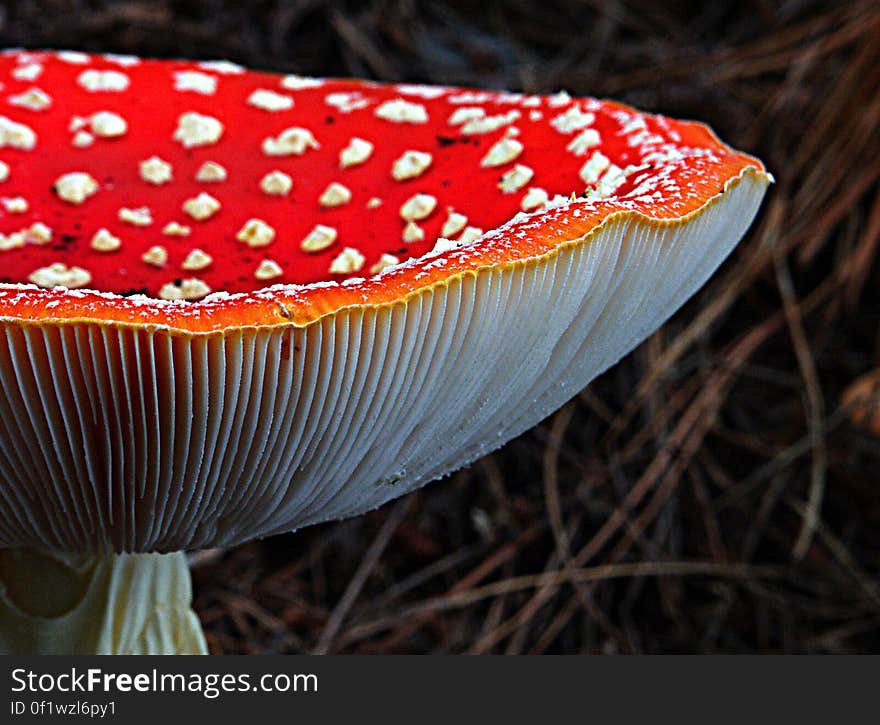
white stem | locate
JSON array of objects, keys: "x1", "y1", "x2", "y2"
[{"x1": 0, "y1": 548, "x2": 206, "y2": 654}]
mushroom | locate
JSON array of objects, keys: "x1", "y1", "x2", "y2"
[{"x1": 0, "y1": 50, "x2": 770, "y2": 653}]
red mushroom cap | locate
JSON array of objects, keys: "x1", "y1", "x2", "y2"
[{"x1": 0, "y1": 49, "x2": 765, "y2": 332}]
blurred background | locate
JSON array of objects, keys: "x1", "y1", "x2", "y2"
[{"x1": 1, "y1": 0, "x2": 877, "y2": 653}]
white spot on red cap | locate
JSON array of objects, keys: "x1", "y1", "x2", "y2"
[
  {"x1": 26, "y1": 222, "x2": 52, "y2": 245},
  {"x1": 301, "y1": 224, "x2": 337, "y2": 253},
  {"x1": 174, "y1": 112, "x2": 224, "y2": 148},
  {"x1": 237, "y1": 219, "x2": 276, "y2": 248},
  {"x1": 90, "y1": 228, "x2": 121, "y2": 252},
  {"x1": 142, "y1": 245, "x2": 168, "y2": 266},
  {"x1": 319, "y1": 182, "x2": 352, "y2": 208},
  {"x1": 247, "y1": 89, "x2": 294, "y2": 112},
  {"x1": 8, "y1": 87, "x2": 51, "y2": 111},
  {"x1": 54, "y1": 172, "x2": 98, "y2": 204},
  {"x1": 395, "y1": 84, "x2": 447, "y2": 99},
  {"x1": 431, "y1": 237, "x2": 459, "y2": 254},
  {"x1": 521, "y1": 187, "x2": 548, "y2": 212},
  {"x1": 140, "y1": 156, "x2": 173, "y2": 185},
  {"x1": 260, "y1": 171, "x2": 292, "y2": 196},
  {"x1": 447, "y1": 91, "x2": 493, "y2": 104},
  {"x1": 551, "y1": 105, "x2": 595, "y2": 134},
  {"x1": 590, "y1": 165, "x2": 628, "y2": 198},
  {"x1": 29, "y1": 262, "x2": 91, "y2": 289},
  {"x1": 56, "y1": 51, "x2": 89, "y2": 65},
  {"x1": 280, "y1": 74, "x2": 323, "y2": 91},
  {"x1": 197, "y1": 60, "x2": 244, "y2": 75},
  {"x1": 339, "y1": 137, "x2": 373, "y2": 168},
  {"x1": 447, "y1": 107, "x2": 484, "y2": 126},
  {"x1": 103, "y1": 54, "x2": 140, "y2": 67},
  {"x1": 254, "y1": 259, "x2": 283, "y2": 280},
  {"x1": 400, "y1": 193, "x2": 437, "y2": 222},
  {"x1": 498, "y1": 164, "x2": 534, "y2": 193},
  {"x1": 71, "y1": 130, "x2": 93, "y2": 147},
  {"x1": 375, "y1": 98, "x2": 428, "y2": 124},
  {"x1": 183, "y1": 192, "x2": 221, "y2": 221},
  {"x1": 402, "y1": 221, "x2": 425, "y2": 243},
  {"x1": 173, "y1": 71, "x2": 217, "y2": 95},
  {"x1": 89, "y1": 111, "x2": 127, "y2": 138},
  {"x1": 118, "y1": 207, "x2": 153, "y2": 226},
  {"x1": 162, "y1": 222, "x2": 190, "y2": 237},
  {"x1": 579, "y1": 150, "x2": 610, "y2": 185},
  {"x1": 2, "y1": 196, "x2": 28, "y2": 213},
  {"x1": 329, "y1": 247, "x2": 365, "y2": 274},
  {"x1": 12, "y1": 63, "x2": 42, "y2": 82},
  {"x1": 392, "y1": 150, "x2": 432, "y2": 181},
  {"x1": 481, "y1": 137, "x2": 523, "y2": 167},
  {"x1": 547, "y1": 91, "x2": 571, "y2": 107},
  {"x1": 567, "y1": 128, "x2": 601, "y2": 156},
  {"x1": 77, "y1": 69, "x2": 130, "y2": 92},
  {"x1": 159, "y1": 278, "x2": 211, "y2": 301},
  {"x1": 461, "y1": 110, "x2": 520, "y2": 135},
  {"x1": 441, "y1": 210, "x2": 467, "y2": 238},
  {"x1": 262, "y1": 127, "x2": 319, "y2": 156},
  {"x1": 325, "y1": 92, "x2": 371, "y2": 113},
  {"x1": 0, "y1": 116, "x2": 36, "y2": 149},
  {"x1": 195, "y1": 161, "x2": 227, "y2": 183},
  {"x1": 0, "y1": 232, "x2": 25, "y2": 251},
  {"x1": 457, "y1": 226, "x2": 483, "y2": 245},
  {"x1": 182, "y1": 248, "x2": 213, "y2": 271}
]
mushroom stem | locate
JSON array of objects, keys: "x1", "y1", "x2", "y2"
[{"x1": 0, "y1": 548, "x2": 206, "y2": 654}]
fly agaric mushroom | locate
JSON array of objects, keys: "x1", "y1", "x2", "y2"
[{"x1": 0, "y1": 50, "x2": 770, "y2": 654}]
